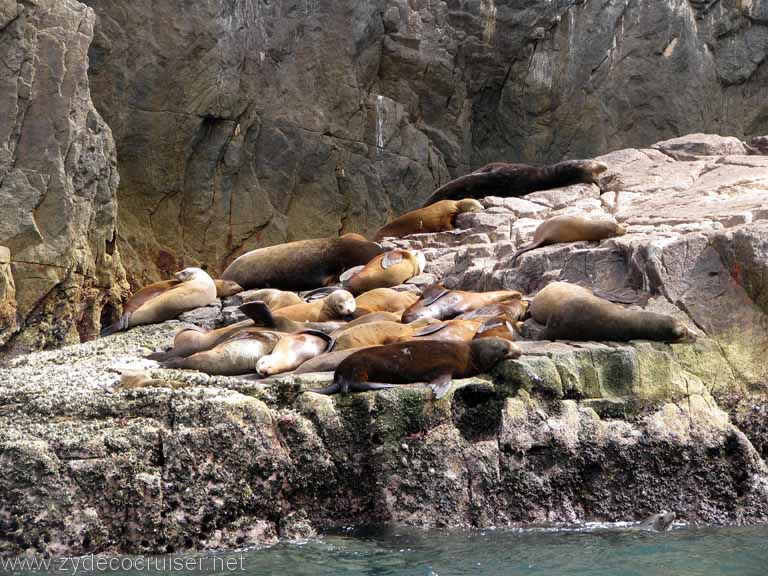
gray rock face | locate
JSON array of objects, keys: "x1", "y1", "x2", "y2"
[
  {"x1": 81, "y1": 0, "x2": 768, "y2": 284},
  {"x1": 0, "y1": 0, "x2": 126, "y2": 355}
]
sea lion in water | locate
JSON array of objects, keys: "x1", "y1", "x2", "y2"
[
  {"x1": 214, "y1": 279, "x2": 244, "y2": 298},
  {"x1": 275, "y1": 290, "x2": 356, "y2": 322},
  {"x1": 355, "y1": 288, "x2": 420, "y2": 314},
  {"x1": 256, "y1": 330, "x2": 334, "y2": 377},
  {"x1": 221, "y1": 236, "x2": 384, "y2": 291},
  {"x1": 101, "y1": 267, "x2": 217, "y2": 336},
  {"x1": 510, "y1": 215, "x2": 626, "y2": 266},
  {"x1": 402, "y1": 285, "x2": 523, "y2": 323},
  {"x1": 332, "y1": 318, "x2": 438, "y2": 351},
  {"x1": 421, "y1": 160, "x2": 608, "y2": 207},
  {"x1": 373, "y1": 199, "x2": 484, "y2": 240},
  {"x1": 238, "y1": 288, "x2": 303, "y2": 310},
  {"x1": 239, "y1": 301, "x2": 345, "y2": 334},
  {"x1": 533, "y1": 282, "x2": 697, "y2": 343},
  {"x1": 341, "y1": 250, "x2": 426, "y2": 295},
  {"x1": 311, "y1": 337, "x2": 521, "y2": 399},
  {"x1": 162, "y1": 329, "x2": 282, "y2": 376},
  {"x1": 632, "y1": 511, "x2": 676, "y2": 532}
]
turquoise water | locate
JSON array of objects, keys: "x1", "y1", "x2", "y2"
[{"x1": 4, "y1": 525, "x2": 768, "y2": 575}]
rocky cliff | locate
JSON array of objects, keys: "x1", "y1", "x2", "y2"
[
  {"x1": 82, "y1": 0, "x2": 768, "y2": 285},
  {"x1": 2, "y1": 134, "x2": 768, "y2": 557}
]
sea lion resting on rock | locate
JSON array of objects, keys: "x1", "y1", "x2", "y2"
[
  {"x1": 510, "y1": 215, "x2": 626, "y2": 266},
  {"x1": 341, "y1": 250, "x2": 426, "y2": 295},
  {"x1": 473, "y1": 317, "x2": 521, "y2": 341},
  {"x1": 162, "y1": 329, "x2": 282, "y2": 376},
  {"x1": 221, "y1": 236, "x2": 384, "y2": 291},
  {"x1": 275, "y1": 290, "x2": 356, "y2": 322},
  {"x1": 532, "y1": 282, "x2": 697, "y2": 343},
  {"x1": 238, "y1": 288, "x2": 303, "y2": 310},
  {"x1": 256, "y1": 330, "x2": 334, "y2": 377},
  {"x1": 311, "y1": 337, "x2": 521, "y2": 399},
  {"x1": 331, "y1": 318, "x2": 438, "y2": 351},
  {"x1": 373, "y1": 199, "x2": 484, "y2": 240},
  {"x1": 402, "y1": 285, "x2": 523, "y2": 323},
  {"x1": 421, "y1": 159, "x2": 608, "y2": 207},
  {"x1": 147, "y1": 321, "x2": 253, "y2": 361},
  {"x1": 407, "y1": 319, "x2": 482, "y2": 342},
  {"x1": 213, "y1": 279, "x2": 244, "y2": 298},
  {"x1": 456, "y1": 299, "x2": 529, "y2": 322},
  {"x1": 101, "y1": 267, "x2": 217, "y2": 336},
  {"x1": 355, "y1": 288, "x2": 420, "y2": 314},
  {"x1": 238, "y1": 302, "x2": 345, "y2": 334}
]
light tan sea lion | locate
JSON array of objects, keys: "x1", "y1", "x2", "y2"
[
  {"x1": 101, "y1": 267, "x2": 217, "y2": 336},
  {"x1": 409, "y1": 319, "x2": 482, "y2": 342},
  {"x1": 147, "y1": 320, "x2": 253, "y2": 361},
  {"x1": 256, "y1": 330, "x2": 334, "y2": 377},
  {"x1": 275, "y1": 290, "x2": 356, "y2": 322},
  {"x1": 311, "y1": 337, "x2": 521, "y2": 399},
  {"x1": 332, "y1": 318, "x2": 438, "y2": 351},
  {"x1": 532, "y1": 282, "x2": 697, "y2": 343},
  {"x1": 221, "y1": 236, "x2": 384, "y2": 291},
  {"x1": 238, "y1": 288, "x2": 303, "y2": 310},
  {"x1": 341, "y1": 249, "x2": 426, "y2": 295},
  {"x1": 510, "y1": 215, "x2": 626, "y2": 266},
  {"x1": 238, "y1": 302, "x2": 345, "y2": 334},
  {"x1": 162, "y1": 329, "x2": 283, "y2": 376},
  {"x1": 421, "y1": 160, "x2": 608, "y2": 207},
  {"x1": 528, "y1": 282, "x2": 593, "y2": 326},
  {"x1": 343, "y1": 311, "x2": 403, "y2": 327},
  {"x1": 373, "y1": 199, "x2": 484, "y2": 240},
  {"x1": 355, "y1": 288, "x2": 420, "y2": 314},
  {"x1": 214, "y1": 279, "x2": 244, "y2": 298},
  {"x1": 402, "y1": 285, "x2": 523, "y2": 323}
]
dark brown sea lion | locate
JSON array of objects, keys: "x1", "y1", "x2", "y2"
[
  {"x1": 510, "y1": 215, "x2": 626, "y2": 266},
  {"x1": 214, "y1": 279, "x2": 244, "y2": 298},
  {"x1": 275, "y1": 290, "x2": 356, "y2": 322},
  {"x1": 239, "y1": 302, "x2": 344, "y2": 334},
  {"x1": 101, "y1": 268, "x2": 217, "y2": 336},
  {"x1": 311, "y1": 337, "x2": 521, "y2": 399},
  {"x1": 402, "y1": 285, "x2": 523, "y2": 323},
  {"x1": 221, "y1": 236, "x2": 384, "y2": 291},
  {"x1": 355, "y1": 288, "x2": 420, "y2": 314},
  {"x1": 421, "y1": 159, "x2": 608, "y2": 207},
  {"x1": 256, "y1": 330, "x2": 334, "y2": 377},
  {"x1": 341, "y1": 250, "x2": 426, "y2": 295},
  {"x1": 373, "y1": 199, "x2": 484, "y2": 240},
  {"x1": 533, "y1": 282, "x2": 697, "y2": 343},
  {"x1": 161, "y1": 329, "x2": 282, "y2": 376}
]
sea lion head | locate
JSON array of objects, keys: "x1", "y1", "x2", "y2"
[
  {"x1": 470, "y1": 337, "x2": 522, "y2": 371},
  {"x1": 639, "y1": 511, "x2": 676, "y2": 531},
  {"x1": 214, "y1": 279, "x2": 244, "y2": 297},
  {"x1": 174, "y1": 267, "x2": 209, "y2": 282},
  {"x1": 326, "y1": 289, "x2": 357, "y2": 317},
  {"x1": 671, "y1": 321, "x2": 697, "y2": 343},
  {"x1": 557, "y1": 159, "x2": 609, "y2": 183},
  {"x1": 456, "y1": 198, "x2": 485, "y2": 213}
]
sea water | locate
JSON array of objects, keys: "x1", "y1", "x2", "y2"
[{"x1": 4, "y1": 524, "x2": 768, "y2": 576}]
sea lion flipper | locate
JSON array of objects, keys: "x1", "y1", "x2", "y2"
[
  {"x1": 239, "y1": 301, "x2": 275, "y2": 327},
  {"x1": 354, "y1": 382, "x2": 396, "y2": 392},
  {"x1": 380, "y1": 251, "x2": 403, "y2": 269},
  {"x1": 428, "y1": 373, "x2": 454, "y2": 400},
  {"x1": 100, "y1": 313, "x2": 130, "y2": 337},
  {"x1": 509, "y1": 242, "x2": 539, "y2": 267},
  {"x1": 298, "y1": 329, "x2": 335, "y2": 352},
  {"x1": 146, "y1": 349, "x2": 172, "y2": 361},
  {"x1": 411, "y1": 322, "x2": 448, "y2": 337},
  {"x1": 421, "y1": 286, "x2": 450, "y2": 307},
  {"x1": 308, "y1": 382, "x2": 341, "y2": 395},
  {"x1": 339, "y1": 266, "x2": 365, "y2": 283}
]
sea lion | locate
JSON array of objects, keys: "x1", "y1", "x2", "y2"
[
  {"x1": 402, "y1": 285, "x2": 523, "y2": 323},
  {"x1": 256, "y1": 330, "x2": 334, "y2": 377},
  {"x1": 341, "y1": 249, "x2": 426, "y2": 295},
  {"x1": 162, "y1": 329, "x2": 282, "y2": 376},
  {"x1": 239, "y1": 301, "x2": 345, "y2": 334},
  {"x1": 221, "y1": 236, "x2": 384, "y2": 291},
  {"x1": 528, "y1": 282, "x2": 594, "y2": 326},
  {"x1": 421, "y1": 159, "x2": 608, "y2": 207},
  {"x1": 238, "y1": 288, "x2": 303, "y2": 310},
  {"x1": 456, "y1": 299, "x2": 529, "y2": 322},
  {"x1": 275, "y1": 290, "x2": 356, "y2": 322},
  {"x1": 510, "y1": 215, "x2": 626, "y2": 266},
  {"x1": 343, "y1": 311, "x2": 403, "y2": 327},
  {"x1": 533, "y1": 282, "x2": 697, "y2": 343},
  {"x1": 410, "y1": 319, "x2": 482, "y2": 342},
  {"x1": 214, "y1": 279, "x2": 244, "y2": 298},
  {"x1": 293, "y1": 349, "x2": 362, "y2": 374},
  {"x1": 373, "y1": 199, "x2": 484, "y2": 240},
  {"x1": 147, "y1": 320, "x2": 252, "y2": 361},
  {"x1": 632, "y1": 511, "x2": 676, "y2": 532},
  {"x1": 355, "y1": 288, "x2": 420, "y2": 314},
  {"x1": 101, "y1": 267, "x2": 217, "y2": 336},
  {"x1": 311, "y1": 337, "x2": 521, "y2": 399},
  {"x1": 332, "y1": 318, "x2": 438, "y2": 351},
  {"x1": 473, "y1": 317, "x2": 521, "y2": 341}
]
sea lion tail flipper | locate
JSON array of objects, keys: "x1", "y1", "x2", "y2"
[
  {"x1": 308, "y1": 382, "x2": 341, "y2": 395},
  {"x1": 592, "y1": 287, "x2": 647, "y2": 305},
  {"x1": 239, "y1": 301, "x2": 275, "y2": 327},
  {"x1": 509, "y1": 242, "x2": 539, "y2": 267},
  {"x1": 160, "y1": 357, "x2": 185, "y2": 369},
  {"x1": 355, "y1": 382, "x2": 396, "y2": 392},
  {"x1": 99, "y1": 314, "x2": 130, "y2": 337},
  {"x1": 146, "y1": 349, "x2": 172, "y2": 361},
  {"x1": 428, "y1": 373, "x2": 454, "y2": 400}
]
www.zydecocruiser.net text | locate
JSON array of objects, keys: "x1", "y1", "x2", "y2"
[{"x1": 0, "y1": 554, "x2": 246, "y2": 574}]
